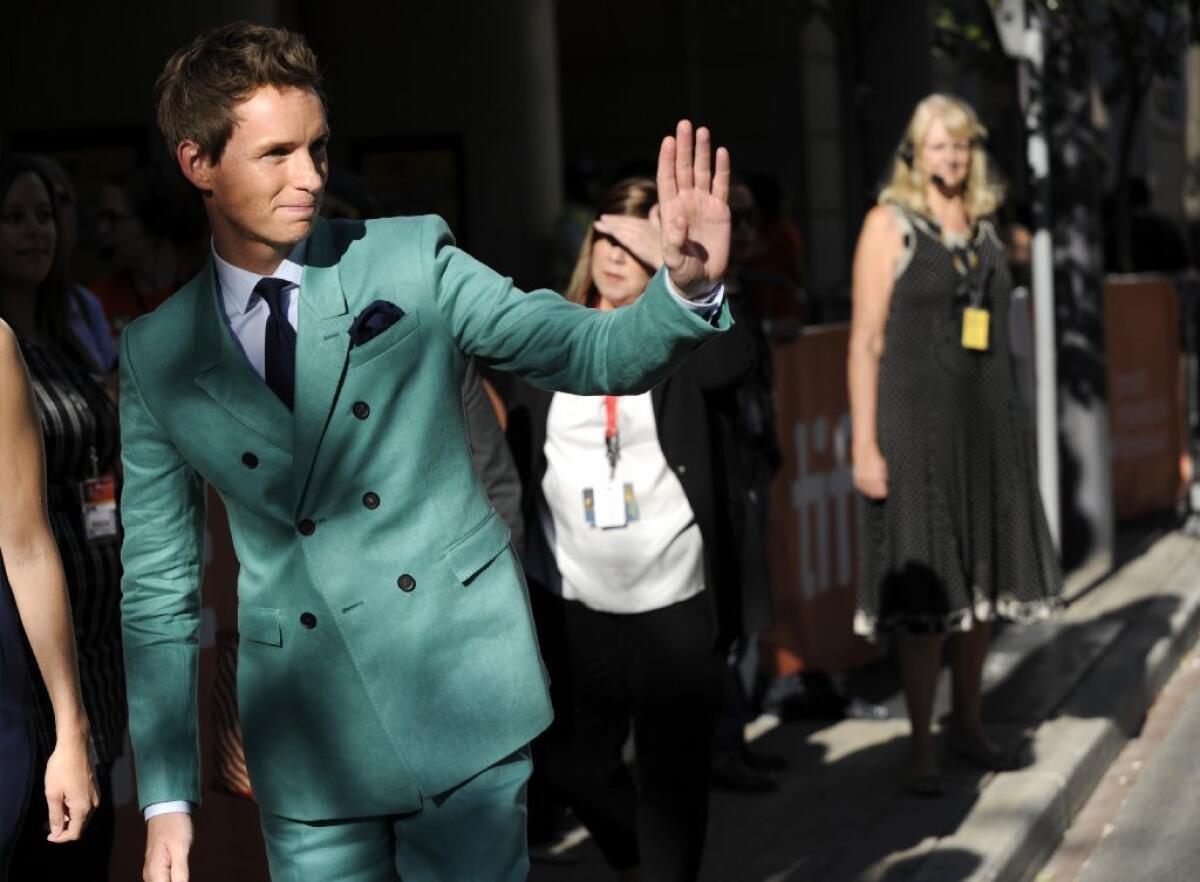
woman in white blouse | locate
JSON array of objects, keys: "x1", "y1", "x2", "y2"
[{"x1": 511, "y1": 177, "x2": 754, "y2": 882}]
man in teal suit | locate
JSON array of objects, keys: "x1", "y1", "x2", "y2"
[{"x1": 122, "y1": 22, "x2": 732, "y2": 882}]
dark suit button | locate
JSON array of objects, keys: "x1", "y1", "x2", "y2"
[
  {"x1": 298, "y1": 519, "x2": 316, "y2": 536},
  {"x1": 353, "y1": 401, "x2": 370, "y2": 420},
  {"x1": 363, "y1": 492, "x2": 380, "y2": 510},
  {"x1": 241, "y1": 452, "x2": 259, "y2": 469},
  {"x1": 397, "y1": 574, "x2": 416, "y2": 592},
  {"x1": 300, "y1": 612, "x2": 317, "y2": 629}
]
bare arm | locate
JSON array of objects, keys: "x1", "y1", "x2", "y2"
[
  {"x1": 0, "y1": 320, "x2": 98, "y2": 842},
  {"x1": 847, "y1": 206, "x2": 902, "y2": 500}
]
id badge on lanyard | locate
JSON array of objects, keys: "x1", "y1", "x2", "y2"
[
  {"x1": 581, "y1": 396, "x2": 639, "y2": 530},
  {"x1": 961, "y1": 307, "x2": 990, "y2": 350},
  {"x1": 80, "y1": 446, "x2": 119, "y2": 544},
  {"x1": 953, "y1": 244, "x2": 990, "y2": 351}
]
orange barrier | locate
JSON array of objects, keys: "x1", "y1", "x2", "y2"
[
  {"x1": 1103, "y1": 276, "x2": 1188, "y2": 520},
  {"x1": 765, "y1": 325, "x2": 883, "y2": 675}
]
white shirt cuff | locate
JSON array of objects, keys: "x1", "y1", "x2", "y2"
[
  {"x1": 145, "y1": 800, "x2": 193, "y2": 820},
  {"x1": 664, "y1": 275, "x2": 725, "y2": 322}
]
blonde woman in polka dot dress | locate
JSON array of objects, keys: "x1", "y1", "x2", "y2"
[{"x1": 847, "y1": 95, "x2": 1061, "y2": 797}]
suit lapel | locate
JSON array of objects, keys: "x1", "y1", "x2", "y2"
[
  {"x1": 293, "y1": 219, "x2": 352, "y2": 511},
  {"x1": 192, "y1": 261, "x2": 294, "y2": 453}
]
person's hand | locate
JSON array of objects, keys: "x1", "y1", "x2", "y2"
[
  {"x1": 657, "y1": 120, "x2": 731, "y2": 299},
  {"x1": 593, "y1": 209, "x2": 663, "y2": 270},
  {"x1": 853, "y1": 444, "x2": 889, "y2": 500},
  {"x1": 144, "y1": 812, "x2": 194, "y2": 882},
  {"x1": 43, "y1": 727, "x2": 98, "y2": 843}
]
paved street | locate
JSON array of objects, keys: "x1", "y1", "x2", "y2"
[
  {"x1": 529, "y1": 528, "x2": 1200, "y2": 882},
  {"x1": 1038, "y1": 649, "x2": 1200, "y2": 882}
]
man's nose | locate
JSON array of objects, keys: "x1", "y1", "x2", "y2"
[{"x1": 293, "y1": 152, "x2": 325, "y2": 192}]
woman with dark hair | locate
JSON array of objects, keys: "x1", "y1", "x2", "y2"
[
  {"x1": 28, "y1": 154, "x2": 119, "y2": 375},
  {"x1": 510, "y1": 177, "x2": 751, "y2": 881},
  {"x1": 0, "y1": 156, "x2": 126, "y2": 879}
]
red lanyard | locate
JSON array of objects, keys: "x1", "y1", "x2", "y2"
[{"x1": 604, "y1": 396, "x2": 620, "y2": 477}]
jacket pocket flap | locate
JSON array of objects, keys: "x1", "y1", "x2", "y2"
[
  {"x1": 443, "y1": 512, "x2": 512, "y2": 585},
  {"x1": 238, "y1": 606, "x2": 282, "y2": 647}
]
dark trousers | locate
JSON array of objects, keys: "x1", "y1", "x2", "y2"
[
  {"x1": 10, "y1": 759, "x2": 114, "y2": 881},
  {"x1": 547, "y1": 592, "x2": 722, "y2": 882},
  {"x1": 713, "y1": 645, "x2": 752, "y2": 756},
  {"x1": 0, "y1": 711, "x2": 31, "y2": 882}
]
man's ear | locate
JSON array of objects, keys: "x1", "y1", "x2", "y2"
[{"x1": 177, "y1": 140, "x2": 214, "y2": 196}]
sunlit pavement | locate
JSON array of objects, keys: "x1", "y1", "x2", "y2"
[
  {"x1": 530, "y1": 523, "x2": 1200, "y2": 882},
  {"x1": 1039, "y1": 648, "x2": 1200, "y2": 882}
]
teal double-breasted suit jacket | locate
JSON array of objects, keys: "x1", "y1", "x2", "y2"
[{"x1": 118, "y1": 215, "x2": 729, "y2": 821}]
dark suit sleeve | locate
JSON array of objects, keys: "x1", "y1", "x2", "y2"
[
  {"x1": 689, "y1": 295, "x2": 757, "y2": 391},
  {"x1": 462, "y1": 359, "x2": 525, "y2": 555}
]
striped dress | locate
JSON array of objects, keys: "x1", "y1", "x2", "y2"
[{"x1": 18, "y1": 337, "x2": 125, "y2": 765}]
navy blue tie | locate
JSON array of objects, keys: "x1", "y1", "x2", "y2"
[{"x1": 255, "y1": 277, "x2": 295, "y2": 410}]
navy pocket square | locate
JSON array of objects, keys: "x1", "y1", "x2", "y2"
[{"x1": 349, "y1": 300, "x2": 406, "y2": 347}]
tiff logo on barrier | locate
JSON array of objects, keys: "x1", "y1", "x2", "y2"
[{"x1": 790, "y1": 413, "x2": 856, "y2": 600}]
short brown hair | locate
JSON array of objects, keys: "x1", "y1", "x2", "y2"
[
  {"x1": 564, "y1": 177, "x2": 657, "y2": 307},
  {"x1": 155, "y1": 22, "x2": 325, "y2": 163}
]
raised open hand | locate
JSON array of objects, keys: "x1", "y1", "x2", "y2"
[{"x1": 657, "y1": 120, "x2": 731, "y2": 299}]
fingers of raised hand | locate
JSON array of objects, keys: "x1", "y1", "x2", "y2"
[
  {"x1": 694, "y1": 127, "x2": 712, "y2": 192},
  {"x1": 675, "y1": 119, "x2": 695, "y2": 191},
  {"x1": 661, "y1": 203, "x2": 688, "y2": 266},
  {"x1": 657, "y1": 135, "x2": 678, "y2": 203},
  {"x1": 713, "y1": 146, "x2": 731, "y2": 204}
]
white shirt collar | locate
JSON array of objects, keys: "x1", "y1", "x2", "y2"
[{"x1": 212, "y1": 239, "x2": 308, "y2": 317}]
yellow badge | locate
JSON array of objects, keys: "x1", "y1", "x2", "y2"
[{"x1": 961, "y1": 307, "x2": 990, "y2": 351}]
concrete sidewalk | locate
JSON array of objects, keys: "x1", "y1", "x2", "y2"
[{"x1": 528, "y1": 528, "x2": 1200, "y2": 882}]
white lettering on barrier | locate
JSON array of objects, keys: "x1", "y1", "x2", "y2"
[{"x1": 790, "y1": 413, "x2": 856, "y2": 600}]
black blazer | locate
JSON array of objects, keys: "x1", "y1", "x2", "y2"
[{"x1": 506, "y1": 305, "x2": 756, "y2": 647}]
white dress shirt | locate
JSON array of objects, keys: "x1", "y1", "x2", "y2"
[
  {"x1": 212, "y1": 241, "x2": 306, "y2": 375},
  {"x1": 143, "y1": 239, "x2": 720, "y2": 821}
]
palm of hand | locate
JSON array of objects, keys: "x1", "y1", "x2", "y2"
[
  {"x1": 656, "y1": 121, "x2": 732, "y2": 299},
  {"x1": 662, "y1": 190, "x2": 731, "y2": 292}
]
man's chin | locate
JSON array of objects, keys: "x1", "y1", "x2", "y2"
[{"x1": 267, "y1": 221, "x2": 315, "y2": 249}]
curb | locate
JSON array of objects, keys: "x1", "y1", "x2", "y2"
[{"x1": 910, "y1": 534, "x2": 1200, "y2": 882}]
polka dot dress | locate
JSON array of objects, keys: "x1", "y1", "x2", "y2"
[{"x1": 854, "y1": 205, "x2": 1062, "y2": 638}]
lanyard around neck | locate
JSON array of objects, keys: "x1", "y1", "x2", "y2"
[{"x1": 604, "y1": 396, "x2": 620, "y2": 478}]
